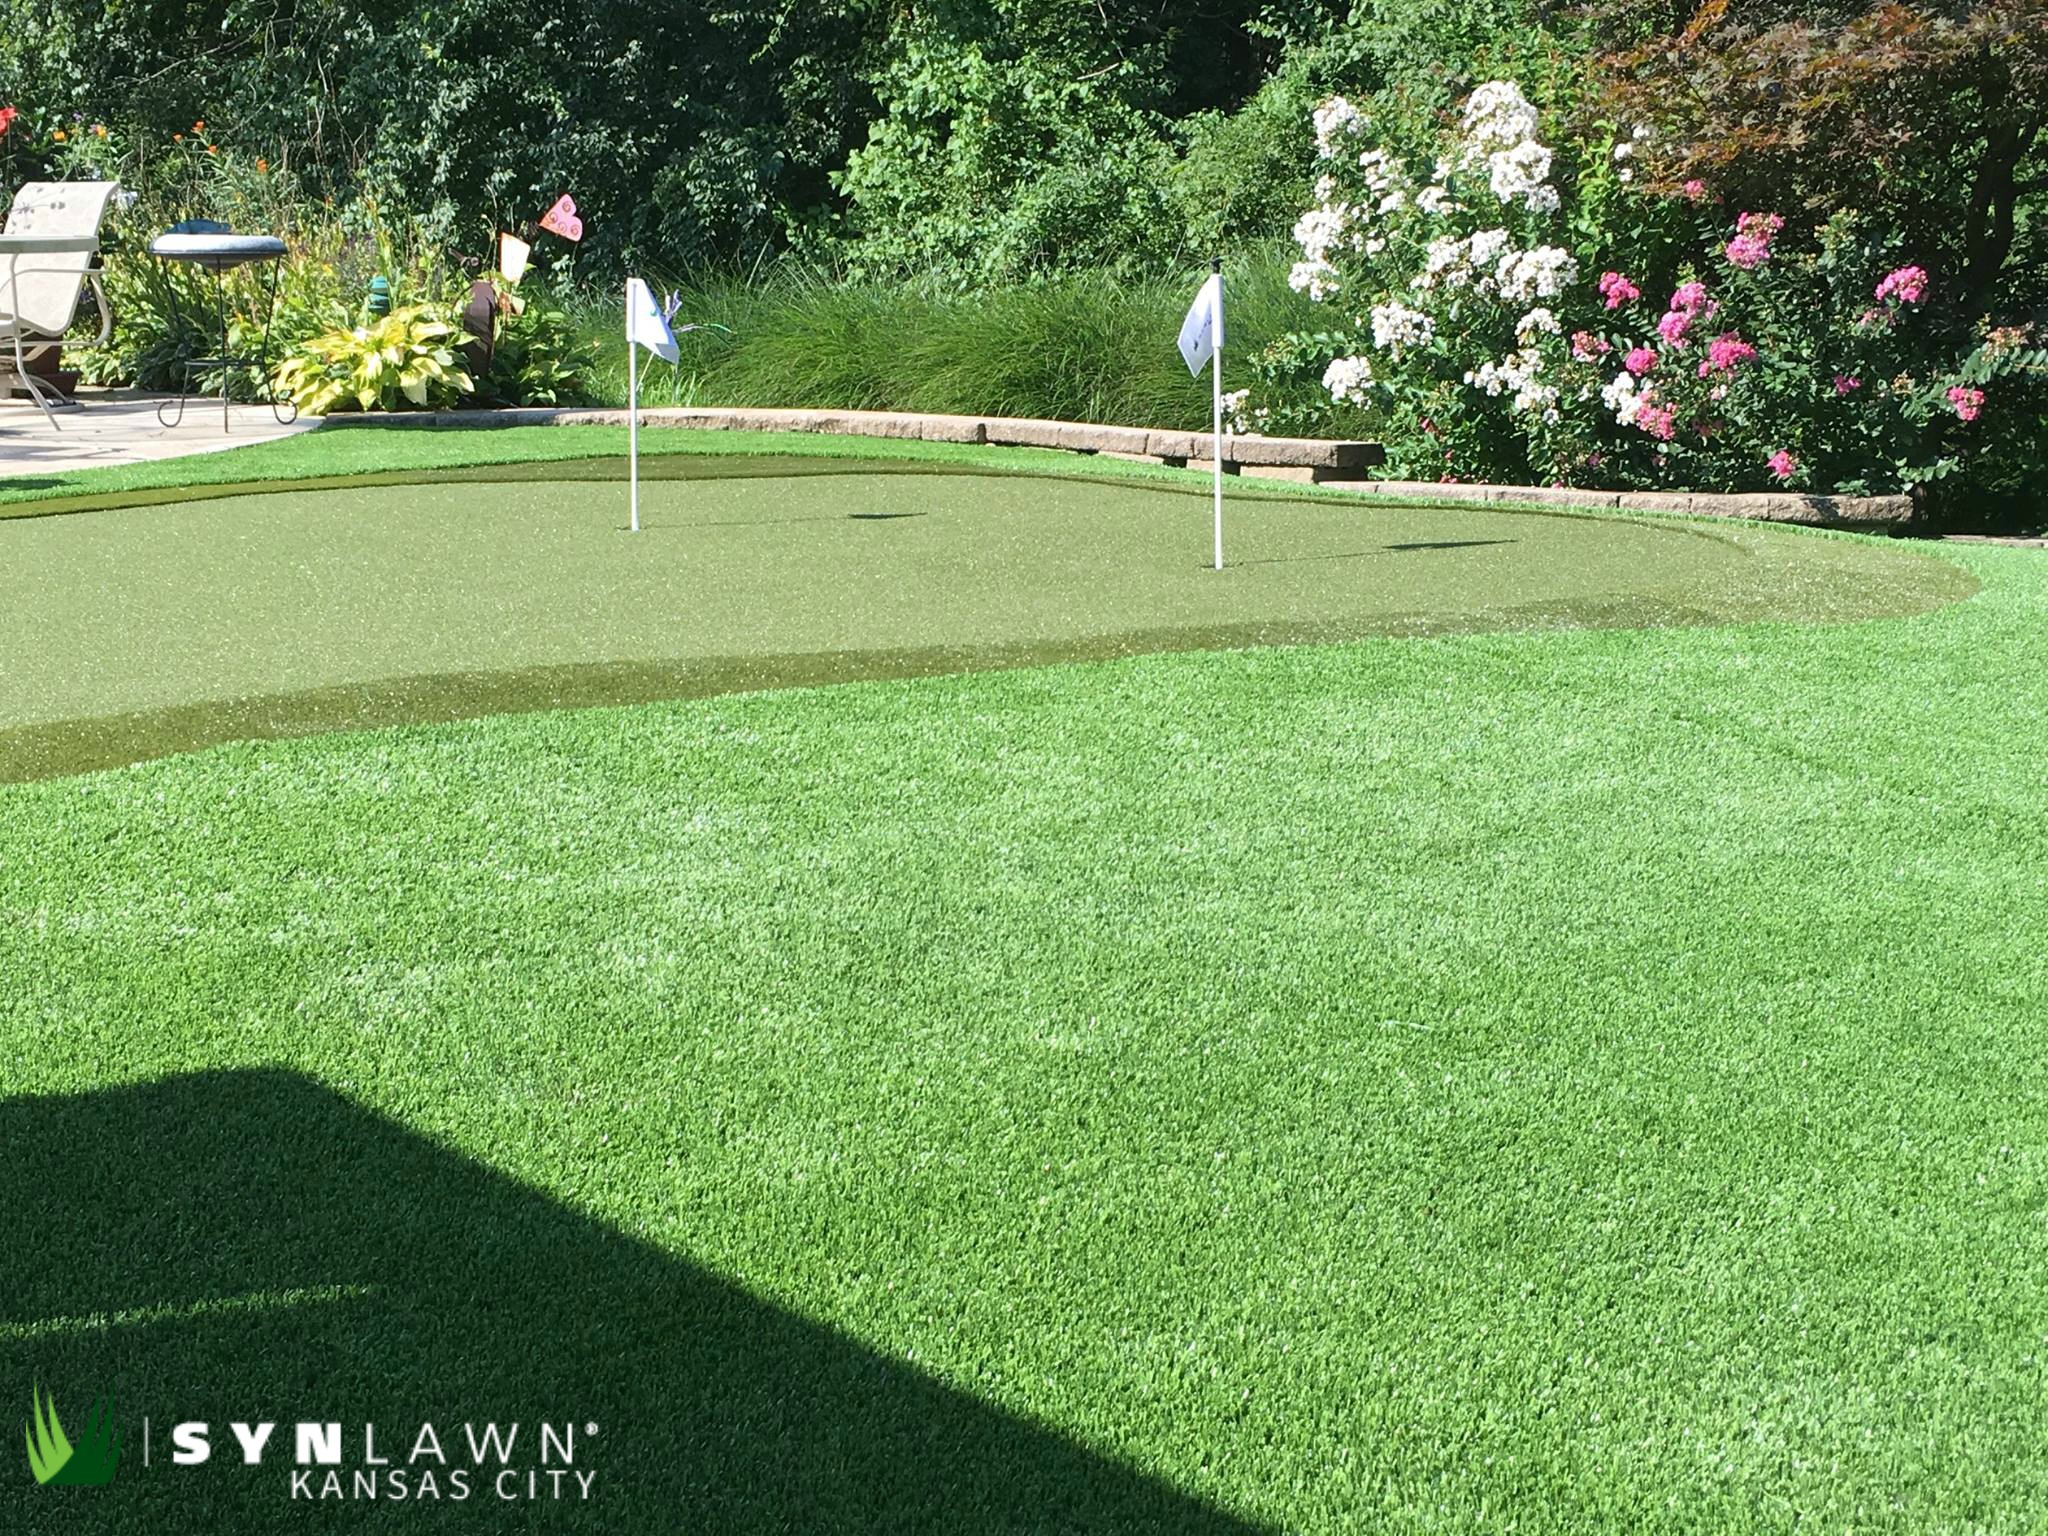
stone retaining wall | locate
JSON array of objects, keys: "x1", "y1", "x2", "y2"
[
  {"x1": 319, "y1": 405, "x2": 1914, "y2": 528},
  {"x1": 324, "y1": 404, "x2": 1385, "y2": 474},
  {"x1": 1314, "y1": 478, "x2": 1915, "y2": 529}
]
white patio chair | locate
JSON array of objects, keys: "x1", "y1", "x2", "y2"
[{"x1": 0, "y1": 181, "x2": 121, "y2": 429}]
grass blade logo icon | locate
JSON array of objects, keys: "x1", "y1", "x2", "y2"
[{"x1": 25, "y1": 1382, "x2": 120, "y2": 1486}]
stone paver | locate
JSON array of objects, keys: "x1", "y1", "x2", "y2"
[
  {"x1": 1937, "y1": 534, "x2": 2046, "y2": 550},
  {"x1": 0, "y1": 392, "x2": 317, "y2": 474}
]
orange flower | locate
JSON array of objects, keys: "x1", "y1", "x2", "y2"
[
  {"x1": 206, "y1": 144, "x2": 218, "y2": 155},
  {"x1": 256, "y1": 157, "x2": 269, "y2": 173},
  {"x1": 193, "y1": 119, "x2": 205, "y2": 132},
  {"x1": 92, "y1": 123, "x2": 106, "y2": 138},
  {"x1": 51, "y1": 127, "x2": 66, "y2": 142},
  {"x1": 173, "y1": 132, "x2": 184, "y2": 142}
]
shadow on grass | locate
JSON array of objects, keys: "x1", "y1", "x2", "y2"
[
  {"x1": 1226, "y1": 539, "x2": 1517, "y2": 568},
  {"x1": 0, "y1": 1069, "x2": 1263, "y2": 1534}
]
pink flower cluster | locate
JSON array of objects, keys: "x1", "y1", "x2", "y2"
[
  {"x1": 1624, "y1": 345, "x2": 1659, "y2": 375},
  {"x1": 1657, "y1": 282, "x2": 1718, "y2": 348},
  {"x1": 1947, "y1": 385, "x2": 1985, "y2": 423},
  {"x1": 1724, "y1": 211, "x2": 1784, "y2": 271},
  {"x1": 1698, "y1": 332, "x2": 1758, "y2": 377},
  {"x1": 1571, "y1": 331, "x2": 1612, "y2": 363},
  {"x1": 1598, "y1": 271, "x2": 1641, "y2": 310},
  {"x1": 1636, "y1": 401, "x2": 1678, "y2": 441},
  {"x1": 1766, "y1": 449, "x2": 1798, "y2": 481},
  {"x1": 1876, "y1": 265, "x2": 1928, "y2": 305},
  {"x1": 1834, "y1": 374, "x2": 1861, "y2": 394},
  {"x1": 1681, "y1": 179, "x2": 1709, "y2": 202}
]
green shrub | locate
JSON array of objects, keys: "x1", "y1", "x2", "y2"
[{"x1": 478, "y1": 291, "x2": 599, "y2": 407}]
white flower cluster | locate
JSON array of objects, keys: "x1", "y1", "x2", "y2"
[
  {"x1": 1292, "y1": 110, "x2": 1411, "y2": 301},
  {"x1": 1465, "y1": 347, "x2": 1559, "y2": 422},
  {"x1": 1322, "y1": 355, "x2": 1375, "y2": 405},
  {"x1": 1610, "y1": 124, "x2": 1652, "y2": 184},
  {"x1": 1292, "y1": 204, "x2": 1349, "y2": 264},
  {"x1": 1462, "y1": 81, "x2": 1540, "y2": 152},
  {"x1": 1356, "y1": 149, "x2": 1401, "y2": 203},
  {"x1": 1369, "y1": 301, "x2": 1434, "y2": 358},
  {"x1": 1270, "y1": 79, "x2": 1576, "y2": 437},
  {"x1": 1414, "y1": 227, "x2": 1505, "y2": 292},
  {"x1": 1220, "y1": 388, "x2": 1251, "y2": 436},
  {"x1": 1601, "y1": 370, "x2": 1644, "y2": 426},
  {"x1": 1458, "y1": 80, "x2": 1559, "y2": 214},
  {"x1": 1416, "y1": 234, "x2": 1470, "y2": 290},
  {"x1": 1495, "y1": 245, "x2": 1577, "y2": 302},
  {"x1": 1415, "y1": 227, "x2": 1567, "y2": 299},
  {"x1": 1288, "y1": 259, "x2": 1340, "y2": 302},
  {"x1": 1313, "y1": 96, "x2": 1366, "y2": 160}
]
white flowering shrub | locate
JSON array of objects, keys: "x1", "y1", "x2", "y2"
[
  {"x1": 1243, "y1": 82, "x2": 2042, "y2": 495},
  {"x1": 1249, "y1": 81, "x2": 1597, "y2": 483}
]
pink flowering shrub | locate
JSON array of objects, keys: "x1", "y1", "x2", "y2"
[
  {"x1": 1245, "y1": 86, "x2": 2048, "y2": 500},
  {"x1": 1698, "y1": 333, "x2": 1757, "y2": 376},
  {"x1": 1875, "y1": 265, "x2": 1928, "y2": 305},
  {"x1": 1723, "y1": 212, "x2": 1783, "y2": 270},
  {"x1": 1598, "y1": 271, "x2": 1640, "y2": 309}
]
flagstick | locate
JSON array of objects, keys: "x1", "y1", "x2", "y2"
[
  {"x1": 1210, "y1": 259, "x2": 1224, "y2": 571},
  {"x1": 627, "y1": 277, "x2": 640, "y2": 534}
]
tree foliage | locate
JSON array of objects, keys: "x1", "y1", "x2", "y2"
[{"x1": 1594, "y1": 0, "x2": 2048, "y2": 317}]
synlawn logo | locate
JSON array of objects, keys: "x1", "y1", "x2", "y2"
[{"x1": 26, "y1": 1382, "x2": 121, "y2": 1486}]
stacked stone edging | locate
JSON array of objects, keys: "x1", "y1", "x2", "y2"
[
  {"x1": 316, "y1": 405, "x2": 1913, "y2": 527},
  {"x1": 322, "y1": 404, "x2": 1384, "y2": 474},
  {"x1": 1312, "y1": 478, "x2": 1914, "y2": 529}
]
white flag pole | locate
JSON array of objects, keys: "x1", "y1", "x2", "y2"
[
  {"x1": 627, "y1": 278, "x2": 641, "y2": 534},
  {"x1": 1210, "y1": 259, "x2": 1224, "y2": 571}
]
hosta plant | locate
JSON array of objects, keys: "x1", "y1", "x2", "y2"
[{"x1": 273, "y1": 305, "x2": 473, "y2": 414}]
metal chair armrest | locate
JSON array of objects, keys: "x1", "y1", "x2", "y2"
[
  {"x1": 86, "y1": 268, "x2": 111, "y2": 346},
  {"x1": 0, "y1": 234, "x2": 101, "y2": 255}
]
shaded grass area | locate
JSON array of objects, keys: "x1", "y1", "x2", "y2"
[
  {"x1": 0, "y1": 460, "x2": 1971, "y2": 778},
  {"x1": 0, "y1": 1070, "x2": 1259, "y2": 1532},
  {"x1": 2, "y1": 540, "x2": 2046, "y2": 1532}
]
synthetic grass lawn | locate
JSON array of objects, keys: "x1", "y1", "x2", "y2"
[
  {"x1": 1, "y1": 436, "x2": 2044, "y2": 1531},
  {"x1": 0, "y1": 454, "x2": 1971, "y2": 780}
]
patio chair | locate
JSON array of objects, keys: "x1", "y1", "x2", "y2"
[{"x1": 0, "y1": 180, "x2": 122, "y2": 429}]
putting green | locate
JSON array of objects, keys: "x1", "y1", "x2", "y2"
[{"x1": 0, "y1": 455, "x2": 1972, "y2": 779}]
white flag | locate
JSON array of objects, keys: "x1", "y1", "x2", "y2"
[
  {"x1": 626, "y1": 277, "x2": 678, "y2": 363},
  {"x1": 1177, "y1": 273, "x2": 1224, "y2": 376},
  {"x1": 497, "y1": 232, "x2": 531, "y2": 285}
]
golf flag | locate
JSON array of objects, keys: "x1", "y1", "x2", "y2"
[
  {"x1": 1177, "y1": 272, "x2": 1223, "y2": 377},
  {"x1": 625, "y1": 276, "x2": 679, "y2": 533},
  {"x1": 627, "y1": 277, "x2": 678, "y2": 363},
  {"x1": 1179, "y1": 267, "x2": 1227, "y2": 569}
]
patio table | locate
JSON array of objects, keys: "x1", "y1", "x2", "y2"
[{"x1": 147, "y1": 227, "x2": 296, "y2": 432}]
